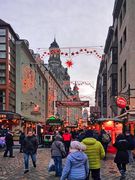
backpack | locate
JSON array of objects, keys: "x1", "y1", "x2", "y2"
[{"x1": 102, "y1": 133, "x2": 110, "y2": 143}]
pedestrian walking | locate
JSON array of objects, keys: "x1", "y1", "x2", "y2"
[
  {"x1": 125, "y1": 131, "x2": 135, "y2": 164},
  {"x1": 60, "y1": 141, "x2": 89, "y2": 180},
  {"x1": 23, "y1": 131, "x2": 38, "y2": 174},
  {"x1": 3, "y1": 130, "x2": 14, "y2": 158},
  {"x1": 62, "y1": 129, "x2": 72, "y2": 155},
  {"x1": 82, "y1": 130, "x2": 105, "y2": 180},
  {"x1": 113, "y1": 133, "x2": 129, "y2": 179},
  {"x1": 19, "y1": 131, "x2": 25, "y2": 153},
  {"x1": 99, "y1": 129, "x2": 111, "y2": 160},
  {"x1": 51, "y1": 134, "x2": 66, "y2": 177}
]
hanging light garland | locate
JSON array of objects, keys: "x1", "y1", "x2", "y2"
[
  {"x1": 37, "y1": 46, "x2": 103, "y2": 68},
  {"x1": 63, "y1": 80, "x2": 95, "y2": 89}
]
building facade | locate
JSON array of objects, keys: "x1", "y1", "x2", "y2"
[
  {"x1": 0, "y1": 19, "x2": 21, "y2": 131},
  {"x1": 96, "y1": 0, "x2": 135, "y2": 118}
]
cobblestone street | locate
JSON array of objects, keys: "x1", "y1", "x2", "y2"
[{"x1": 0, "y1": 148, "x2": 135, "y2": 180}]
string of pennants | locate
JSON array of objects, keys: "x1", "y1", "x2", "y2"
[
  {"x1": 63, "y1": 81, "x2": 95, "y2": 89},
  {"x1": 37, "y1": 47, "x2": 103, "y2": 68}
]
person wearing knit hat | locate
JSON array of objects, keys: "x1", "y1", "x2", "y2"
[
  {"x1": 60, "y1": 141, "x2": 89, "y2": 180},
  {"x1": 70, "y1": 140, "x2": 86, "y2": 152}
]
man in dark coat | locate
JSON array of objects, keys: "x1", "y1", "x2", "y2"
[
  {"x1": 113, "y1": 133, "x2": 129, "y2": 179},
  {"x1": 3, "y1": 130, "x2": 14, "y2": 157},
  {"x1": 19, "y1": 131, "x2": 25, "y2": 153},
  {"x1": 23, "y1": 131, "x2": 38, "y2": 174}
]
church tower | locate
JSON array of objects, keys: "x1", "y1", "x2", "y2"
[
  {"x1": 48, "y1": 38, "x2": 61, "y2": 68},
  {"x1": 73, "y1": 82, "x2": 80, "y2": 101}
]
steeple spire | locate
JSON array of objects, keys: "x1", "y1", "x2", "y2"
[{"x1": 49, "y1": 37, "x2": 59, "y2": 49}]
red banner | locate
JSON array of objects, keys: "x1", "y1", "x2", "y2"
[{"x1": 56, "y1": 101, "x2": 89, "y2": 107}]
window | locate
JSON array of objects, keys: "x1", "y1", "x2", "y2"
[
  {"x1": 0, "y1": 90, "x2": 6, "y2": 110},
  {"x1": 0, "y1": 37, "x2": 6, "y2": 43},
  {"x1": 120, "y1": 68, "x2": 122, "y2": 90},
  {"x1": 0, "y1": 77, "x2": 6, "y2": 84},
  {"x1": 0, "y1": 52, "x2": 6, "y2": 58},
  {"x1": 0, "y1": 64, "x2": 6, "y2": 69},
  {"x1": 0, "y1": 44, "x2": 6, "y2": 51},
  {"x1": 39, "y1": 75, "x2": 41, "y2": 86},
  {"x1": 42, "y1": 80, "x2": 44, "y2": 89},
  {"x1": 42, "y1": 95, "x2": 44, "y2": 103},
  {"x1": 123, "y1": 28, "x2": 127, "y2": 46},
  {"x1": 119, "y1": 12, "x2": 122, "y2": 28},
  {"x1": 123, "y1": 61, "x2": 127, "y2": 87},
  {"x1": 0, "y1": 29, "x2": 6, "y2": 36},
  {"x1": 9, "y1": 91, "x2": 15, "y2": 112},
  {"x1": 0, "y1": 71, "x2": 6, "y2": 77},
  {"x1": 123, "y1": 0, "x2": 126, "y2": 18},
  {"x1": 120, "y1": 38, "x2": 122, "y2": 53}
]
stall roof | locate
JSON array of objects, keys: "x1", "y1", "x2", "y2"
[
  {"x1": 117, "y1": 110, "x2": 135, "y2": 120},
  {"x1": 21, "y1": 116, "x2": 44, "y2": 123},
  {"x1": 46, "y1": 118, "x2": 63, "y2": 126},
  {"x1": 96, "y1": 117, "x2": 121, "y2": 122},
  {"x1": 0, "y1": 111, "x2": 21, "y2": 120}
]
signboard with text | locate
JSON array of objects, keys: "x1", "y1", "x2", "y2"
[
  {"x1": 56, "y1": 101, "x2": 89, "y2": 107},
  {"x1": 116, "y1": 97, "x2": 127, "y2": 108}
]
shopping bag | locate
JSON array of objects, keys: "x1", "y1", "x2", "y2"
[{"x1": 48, "y1": 158, "x2": 55, "y2": 172}]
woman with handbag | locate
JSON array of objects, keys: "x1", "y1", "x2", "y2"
[
  {"x1": 60, "y1": 141, "x2": 89, "y2": 180},
  {"x1": 51, "y1": 134, "x2": 66, "y2": 177}
]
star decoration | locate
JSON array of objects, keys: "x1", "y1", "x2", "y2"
[{"x1": 65, "y1": 60, "x2": 73, "y2": 68}]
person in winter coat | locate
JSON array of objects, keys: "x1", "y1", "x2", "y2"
[
  {"x1": 113, "y1": 133, "x2": 129, "y2": 179},
  {"x1": 51, "y1": 134, "x2": 66, "y2": 177},
  {"x1": 3, "y1": 130, "x2": 14, "y2": 157},
  {"x1": 23, "y1": 131, "x2": 38, "y2": 174},
  {"x1": 62, "y1": 129, "x2": 72, "y2": 155},
  {"x1": 81, "y1": 130, "x2": 105, "y2": 180},
  {"x1": 19, "y1": 131, "x2": 25, "y2": 153},
  {"x1": 99, "y1": 129, "x2": 111, "y2": 160},
  {"x1": 125, "y1": 131, "x2": 134, "y2": 164},
  {"x1": 60, "y1": 141, "x2": 89, "y2": 180}
]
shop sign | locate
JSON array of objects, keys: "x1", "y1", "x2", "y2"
[{"x1": 116, "y1": 97, "x2": 127, "y2": 108}]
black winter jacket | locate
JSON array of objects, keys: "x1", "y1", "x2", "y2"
[
  {"x1": 23, "y1": 136, "x2": 38, "y2": 154},
  {"x1": 113, "y1": 139, "x2": 129, "y2": 164},
  {"x1": 5, "y1": 133, "x2": 14, "y2": 147}
]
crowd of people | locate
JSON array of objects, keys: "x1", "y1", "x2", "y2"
[
  {"x1": 50, "y1": 129, "x2": 135, "y2": 180},
  {"x1": 1, "y1": 128, "x2": 135, "y2": 179}
]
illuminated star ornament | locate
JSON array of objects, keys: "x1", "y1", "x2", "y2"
[{"x1": 65, "y1": 59, "x2": 73, "y2": 68}]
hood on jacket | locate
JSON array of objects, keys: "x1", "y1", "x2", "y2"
[
  {"x1": 68, "y1": 151, "x2": 87, "y2": 164},
  {"x1": 55, "y1": 134, "x2": 63, "y2": 141},
  {"x1": 82, "y1": 137, "x2": 97, "y2": 145}
]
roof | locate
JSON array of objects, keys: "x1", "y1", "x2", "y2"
[
  {"x1": 49, "y1": 38, "x2": 59, "y2": 48},
  {"x1": 0, "y1": 19, "x2": 19, "y2": 40},
  {"x1": 0, "y1": 111, "x2": 21, "y2": 120},
  {"x1": 117, "y1": 110, "x2": 135, "y2": 119},
  {"x1": 0, "y1": 19, "x2": 9, "y2": 26},
  {"x1": 46, "y1": 117, "x2": 63, "y2": 126},
  {"x1": 96, "y1": 117, "x2": 121, "y2": 122}
]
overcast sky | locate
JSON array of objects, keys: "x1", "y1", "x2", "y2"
[{"x1": 0, "y1": 0, "x2": 115, "y2": 105}]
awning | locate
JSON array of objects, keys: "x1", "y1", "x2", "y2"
[
  {"x1": 46, "y1": 116, "x2": 63, "y2": 126},
  {"x1": 96, "y1": 117, "x2": 121, "y2": 122},
  {"x1": 117, "y1": 110, "x2": 135, "y2": 121},
  {"x1": 0, "y1": 111, "x2": 21, "y2": 120},
  {"x1": 21, "y1": 116, "x2": 44, "y2": 123}
]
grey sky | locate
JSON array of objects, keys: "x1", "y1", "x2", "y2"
[{"x1": 0, "y1": 0, "x2": 115, "y2": 105}]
